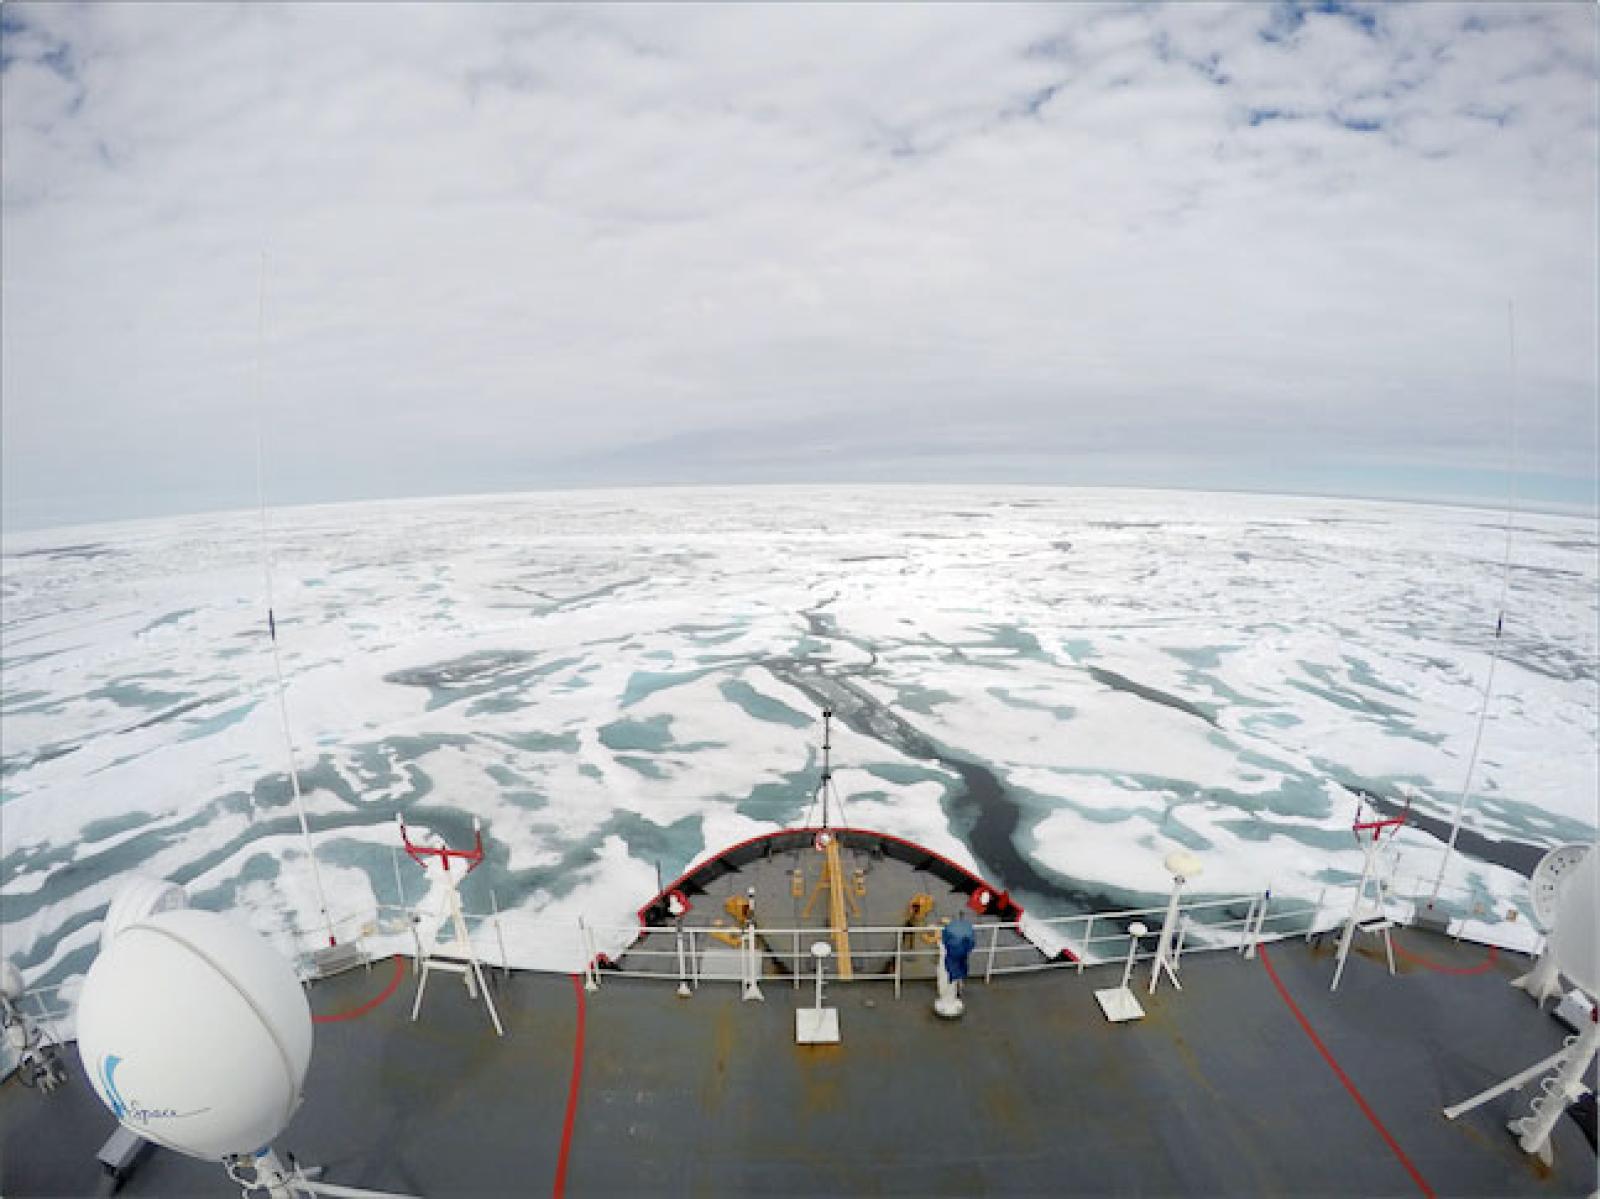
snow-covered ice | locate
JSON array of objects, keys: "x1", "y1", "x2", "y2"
[{"x1": 2, "y1": 486, "x2": 1595, "y2": 986}]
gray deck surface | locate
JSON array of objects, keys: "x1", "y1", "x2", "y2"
[{"x1": 2, "y1": 927, "x2": 1594, "y2": 1197}]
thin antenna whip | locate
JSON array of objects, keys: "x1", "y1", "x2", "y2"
[
  {"x1": 255, "y1": 253, "x2": 338, "y2": 947},
  {"x1": 803, "y1": 708, "x2": 848, "y2": 830},
  {"x1": 1427, "y1": 301, "x2": 1519, "y2": 907}
]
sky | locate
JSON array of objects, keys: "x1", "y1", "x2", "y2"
[{"x1": 2, "y1": 2, "x2": 1597, "y2": 532}]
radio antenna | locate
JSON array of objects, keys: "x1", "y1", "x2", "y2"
[
  {"x1": 254, "y1": 252, "x2": 337, "y2": 948},
  {"x1": 1426, "y1": 300, "x2": 1519, "y2": 908}
]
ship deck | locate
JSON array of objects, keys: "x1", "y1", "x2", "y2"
[
  {"x1": 623, "y1": 827, "x2": 1045, "y2": 982},
  {"x1": 2, "y1": 926, "x2": 1595, "y2": 1197}
]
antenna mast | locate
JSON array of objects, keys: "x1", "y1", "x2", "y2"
[
  {"x1": 805, "y1": 708, "x2": 848, "y2": 830},
  {"x1": 254, "y1": 254, "x2": 337, "y2": 949},
  {"x1": 1426, "y1": 301, "x2": 1519, "y2": 908},
  {"x1": 820, "y1": 709, "x2": 834, "y2": 827},
  {"x1": 801, "y1": 709, "x2": 858, "y2": 978}
]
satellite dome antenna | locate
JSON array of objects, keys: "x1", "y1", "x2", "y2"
[
  {"x1": 1509, "y1": 842, "x2": 1591, "y2": 1005},
  {"x1": 76, "y1": 907, "x2": 418, "y2": 1199},
  {"x1": 101, "y1": 875, "x2": 189, "y2": 950}
]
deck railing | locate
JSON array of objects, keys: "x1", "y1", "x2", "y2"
[
  {"x1": 282, "y1": 861, "x2": 1532, "y2": 990},
  {"x1": 0, "y1": 977, "x2": 78, "y2": 1080},
  {"x1": 282, "y1": 886, "x2": 1332, "y2": 991},
  {"x1": 8, "y1": 867, "x2": 1530, "y2": 1055}
]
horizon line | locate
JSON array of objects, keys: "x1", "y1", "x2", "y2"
[{"x1": 3, "y1": 479, "x2": 1595, "y2": 544}]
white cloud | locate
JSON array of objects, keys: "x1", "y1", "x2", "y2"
[{"x1": 2, "y1": 1, "x2": 1595, "y2": 529}]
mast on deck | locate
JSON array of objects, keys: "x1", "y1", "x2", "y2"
[{"x1": 804, "y1": 710, "x2": 859, "y2": 979}]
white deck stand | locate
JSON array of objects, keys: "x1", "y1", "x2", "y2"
[
  {"x1": 1506, "y1": 1014, "x2": 1599, "y2": 1165},
  {"x1": 741, "y1": 922, "x2": 764, "y2": 1002},
  {"x1": 400, "y1": 816, "x2": 504, "y2": 1038},
  {"x1": 1509, "y1": 952, "x2": 1566, "y2": 1007},
  {"x1": 1442, "y1": 1037, "x2": 1587, "y2": 1122},
  {"x1": 1446, "y1": 840, "x2": 1599, "y2": 1167},
  {"x1": 228, "y1": 1147, "x2": 420, "y2": 1199},
  {"x1": 796, "y1": 942, "x2": 840, "y2": 1044},
  {"x1": 1149, "y1": 852, "x2": 1201, "y2": 996},
  {"x1": 1096, "y1": 922, "x2": 1148, "y2": 1023},
  {"x1": 1331, "y1": 804, "x2": 1405, "y2": 993},
  {"x1": 1512, "y1": 845, "x2": 1594, "y2": 1007},
  {"x1": 1356, "y1": 883, "x2": 1397, "y2": 971},
  {"x1": 1507, "y1": 846, "x2": 1599, "y2": 1166}
]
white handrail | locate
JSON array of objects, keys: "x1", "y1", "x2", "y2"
[
  {"x1": 250, "y1": 875, "x2": 1550, "y2": 1002},
  {"x1": 281, "y1": 888, "x2": 1327, "y2": 983}
]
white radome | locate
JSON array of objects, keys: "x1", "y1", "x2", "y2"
[
  {"x1": 76, "y1": 908, "x2": 312, "y2": 1160},
  {"x1": 100, "y1": 875, "x2": 189, "y2": 950},
  {"x1": 1548, "y1": 846, "x2": 1599, "y2": 999}
]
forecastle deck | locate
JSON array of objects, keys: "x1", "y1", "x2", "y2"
[{"x1": 2, "y1": 926, "x2": 1594, "y2": 1197}]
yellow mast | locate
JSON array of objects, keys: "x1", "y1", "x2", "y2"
[
  {"x1": 801, "y1": 709, "x2": 860, "y2": 979},
  {"x1": 804, "y1": 833, "x2": 858, "y2": 979}
]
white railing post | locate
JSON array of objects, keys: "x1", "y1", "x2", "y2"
[
  {"x1": 793, "y1": 929, "x2": 801, "y2": 991},
  {"x1": 675, "y1": 924, "x2": 692, "y2": 999},
  {"x1": 1245, "y1": 891, "x2": 1269, "y2": 960},
  {"x1": 741, "y1": 923, "x2": 764, "y2": 1002},
  {"x1": 579, "y1": 917, "x2": 600, "y2": 993},
  {"x1": 1240, "y1": 894, "x2": 1260, "y2": 955},
  {"x1": 395, "y1": 889, "x2": 1419, "y2": 998},
  {"x1": 490, "y1": 889, "x2": 510, "y2": 980}
]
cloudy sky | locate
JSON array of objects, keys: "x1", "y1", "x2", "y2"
[{"x1": 2, "y1": 3, "x2": 1596, "y2": 530}]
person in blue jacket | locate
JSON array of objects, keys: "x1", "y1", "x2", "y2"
[{"x1": 942, "y1": 914, "x2": 976, "y2": 988}]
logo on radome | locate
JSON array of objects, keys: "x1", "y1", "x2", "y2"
[{"x1": 98, "y1": 1054, "x2": 210, "y2": 1125}]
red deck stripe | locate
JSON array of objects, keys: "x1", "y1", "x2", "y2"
[
  {"x1": 1258, "y1": 946, "x2": 1436, "y2": 1199},
  {"x1": 1394, "y1": 941, "x2": 1499, "y2": 976},
  {"x1": 312, "y1": 956, "x2": 405, "y2": 1024},
  {"x1": 553, "y1": 973, "x2": 587, "y2": 1199}
]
